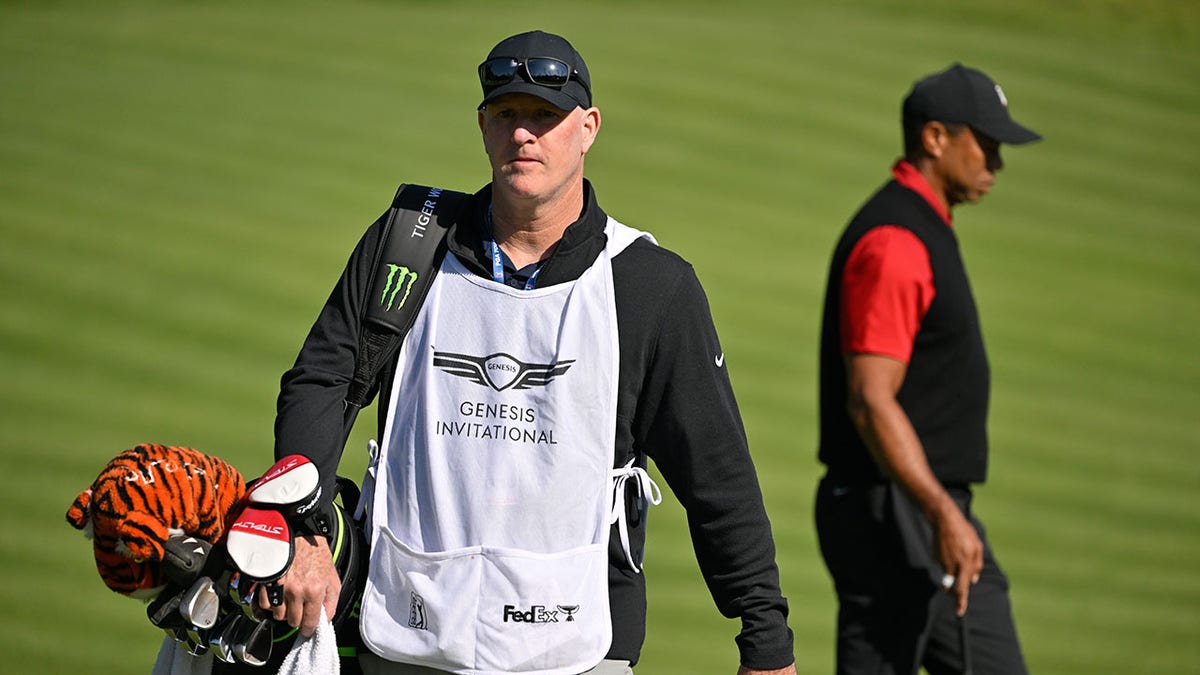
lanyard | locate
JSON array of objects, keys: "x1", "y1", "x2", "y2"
[{"x1": 485, "y1": 206, "x2": 542, "y2": 291}]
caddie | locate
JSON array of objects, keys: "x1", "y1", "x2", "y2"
[{"x1": 260, "y1": 30, "x2": 797, "y2": 675}]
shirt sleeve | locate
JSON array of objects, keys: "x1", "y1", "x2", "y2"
[
  {"x1": 274, "y1": 213, "x2": 388, "y2": 508},
  {"x1": 839, "y1": 225, "x2": 935, "y2": 363},
  {"x1": 636, "y1": 265, "x2": 795, "y2": 670}
]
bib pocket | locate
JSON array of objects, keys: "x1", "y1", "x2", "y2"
[
  {"x1": 475, "y1": 542, "x2": 611, "y2": 673},
  {"x1": 361, "y1": 528, "x2": 480, "y2": 669},
  {"x1": 360, "y1": 527, "x2": 610, "y2": 674}
]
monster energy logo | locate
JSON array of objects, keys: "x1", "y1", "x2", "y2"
[{"x1": 380, "y1": 264, "x2": 418, "y2": 311}]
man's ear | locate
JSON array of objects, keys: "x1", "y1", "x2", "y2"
[
  {"x1": 921, "y1": 121, "x2": 950, "y2": 160},
  {"x1": 580, "y1": 106, "x2": 601, "y2": 154}
]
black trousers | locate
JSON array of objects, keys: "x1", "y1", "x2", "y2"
[{"x1": 815, "y1": 477, "x2": 1028, "y2": 675}]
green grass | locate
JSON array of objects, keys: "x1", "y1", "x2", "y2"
[{"x1": 3, "y1": 1, "x2": 1198, "y2": 673}]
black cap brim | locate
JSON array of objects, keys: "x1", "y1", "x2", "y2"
[
  {"x1": 478, "y1": 80, "x2": 581, "y2": 112},
  {"x1": 974, "y1": 117, "x2": 1042, "y2": 145}
]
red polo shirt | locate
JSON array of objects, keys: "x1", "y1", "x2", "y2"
[{"x1": 839, "y1": 160, "x2": 950, "y2": 362}]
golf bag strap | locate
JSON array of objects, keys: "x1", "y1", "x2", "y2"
[
  {"x1": 300, "y1": 185, "x2": 466, "y2": 542},
  {"x1": 345, "y1": 184, "x2": 471, "y2": 413}
]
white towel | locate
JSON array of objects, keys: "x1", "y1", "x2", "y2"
[
  {"x1": 277, "y1": 608, "x2": 339, "y2": 675},
  {"x1": 151, "y1": 634, "x2": 213, "y2": 675}
]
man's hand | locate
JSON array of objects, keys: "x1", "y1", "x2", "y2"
[
  {"x1": 845, "y1": 353, "x2": 983, "y2": 617},
  {"x1": 261, "y1": 534, "x2": 340, "y2": 637},
  {"x1": 737, "y1": 664, "x2": 797, "y2": 675},
  {"x1": 931, "y1": 503, "x2": 983, "y2": 616}
]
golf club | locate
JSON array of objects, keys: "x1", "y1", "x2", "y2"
[
  {"x1": 178, "y1": 575, "x2": 220, "y2": 629},
  {"x1": 207, "y1": 611, "x2": 242, "y2": 663},
  {"x1": 232, "y1": 617, "x2": 273, "y2": 666}
]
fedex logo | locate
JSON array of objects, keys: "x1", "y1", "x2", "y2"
[
  {"x1": 503, "y1": 604, "x2": 559, "y2": 624},
  {"x1": 502, "y1": 604, "x2": 580, "y2": 624}
]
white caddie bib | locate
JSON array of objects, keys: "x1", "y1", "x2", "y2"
[{"x1": 359, "y1": 218, "x2": 652, "y2": 675}]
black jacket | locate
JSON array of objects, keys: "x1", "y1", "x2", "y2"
[{"x1": 275, "y1": 180, "x2": 794, "y2": 669}]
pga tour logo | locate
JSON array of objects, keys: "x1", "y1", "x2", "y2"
[{"x1": 502, "y1": 604, "x2": 581, "y2": 624}]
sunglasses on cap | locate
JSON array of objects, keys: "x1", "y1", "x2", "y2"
[{"x1": 479, "y1": 57, "x2": 588, "y2": 93}]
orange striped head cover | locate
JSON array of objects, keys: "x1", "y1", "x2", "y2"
[{"x1": 65, "y1": 443, "x2": 247, "y2": 598}]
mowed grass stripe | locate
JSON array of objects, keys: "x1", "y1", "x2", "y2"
[
  {"x1": 0, "y1": 8, "x2": 483, "y2": 211},
  {"x1": 2, "y1": 2, "x2": 1198, "y2": 674}
]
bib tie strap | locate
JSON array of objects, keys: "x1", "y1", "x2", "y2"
[{"x1": 609, "y1": 458, "x2": 662, "y2": 573}]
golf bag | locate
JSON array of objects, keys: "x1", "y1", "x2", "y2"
[
  {"x1": 65, "y1": 185, "x2": 471, "y2": 671},
  {"x1": 204, "y1": 182, "x2": 470, "y2": 667},
  {"x1": 201, "y1": 183, "x2": 471, "y2": 671},
  {"x1": 148, "y1": 460, "x2": 366, "y2": 671}
]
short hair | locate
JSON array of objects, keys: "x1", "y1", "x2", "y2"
[{"x1": 903, "y1": 119, "x2": 968, "y2": 162}]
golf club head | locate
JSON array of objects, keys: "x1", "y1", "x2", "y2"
[
  {"x1": 181, "y1": 625, "x2": 210, "y2": 657},
  {"x1": 207, "y1": 611, "x2": 241, "y2": 664},
  {"x1": 146, "y1": 587, "x2": 185, "y2": 630},
  {"x1": 226, "y1": 507, "x2": 293, "y2": 582},
  {"x1": 178, "y1": 576, "x2": 220, "y2": 629},
  {"x1": 228, "y1": 571, "x2": 264, "y2": 619},
  {"x1": 232, "y1": 617, "x2": 273, "y2": 666}
]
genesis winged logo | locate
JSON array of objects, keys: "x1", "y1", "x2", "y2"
[
  {"x1": 380, "y1": 264, "x2": 418, "y2": 312},
  {"x1": 433, "y1": 351, "x2": 574, "y2": 392}
]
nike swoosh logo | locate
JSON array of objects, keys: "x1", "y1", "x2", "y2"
[{"x1": 715, "y1": 353, "x2": 725, "y2": 367}]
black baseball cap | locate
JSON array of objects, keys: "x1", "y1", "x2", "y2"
[
  {"x1": 478, "y1": 30, "x2": 592, "y2": 112},
  {"x1": 903, "y1": 63, "x2": 1041, "y2": 145}
]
